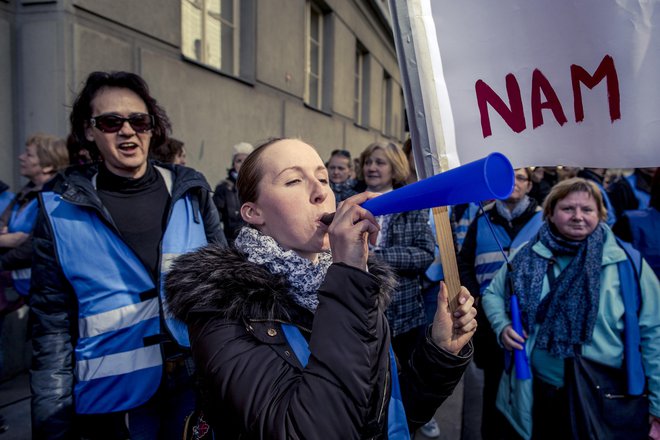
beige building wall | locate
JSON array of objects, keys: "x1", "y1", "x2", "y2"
[
  {"x1": 1, "y1": 0, "x2": 405, "y2": 189},
  {"x1": 0, "y1": 11, "x2": 14, "y2": 184}
]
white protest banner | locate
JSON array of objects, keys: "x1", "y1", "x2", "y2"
[{"x1": 414, "y1": 0, "x2": 660, "y2": 168}]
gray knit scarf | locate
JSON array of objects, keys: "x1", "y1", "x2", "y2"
[
  {"x1": 509, "y1": 222, "x2": 606, "y2": 359},
  {"x1": 233, "y1": 227, "x2": 333, "y2": 311},
  {"x1": 495, "y1": 195, "x2": 531, "y2": 222}
]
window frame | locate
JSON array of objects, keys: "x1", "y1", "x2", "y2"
[
  {"x1": 181, "y1": 0, "x2": 253, "y2": 80},
  {"x1": 305, "y1": 1, "x2": 324, "y2": 109}
]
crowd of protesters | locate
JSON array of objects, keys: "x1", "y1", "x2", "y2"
[{"x1": 0, "y1": 69, "x2": 657, "y2": 440}]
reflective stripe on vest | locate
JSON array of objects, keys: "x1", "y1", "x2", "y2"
[
  {"x1": 281, "y1": 324, "x2": 410, "y2": 439},
  {"x1": 9, "y1": 198, "x2": 39, "y2": 295},
  {"x1": 453, "y1": 203, "x2": 480, "y2": 252},
  {"x1": 11, "y1": 268, "x2": 31, "y2": 296},
  {"x1": 625, "y1": 174, "x2": 651, "y2": 210},
  {"x1": 41, "y1": 191, "x2": 206, "y2": 413},
  {"x1": 474, "y1": 211, "x2": 542, "y2": 294}
]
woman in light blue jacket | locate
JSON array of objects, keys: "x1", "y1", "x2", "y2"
[{"x1": 482, "y1": 178, "x2": 660, "y2": 440}]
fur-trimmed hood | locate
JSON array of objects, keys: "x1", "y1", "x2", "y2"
[{"x1": 165, "y1": 244, "x2": 397, "y2": 326}]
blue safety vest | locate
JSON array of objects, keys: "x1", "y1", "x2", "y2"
[
  {"x1": 625, "y1": 174, "x2": 651, "y2": 211},
  {"x1": 281, "y1": 324, "x2": 410, "y2": 439},
  {"x1": 593, "y1": 181, "x2": 616, "y2": 226},
  {"x1": 623, "y1": 208, "x2": 660, "y2": 279},
  {"x1": 41, "y1": 186, "x2": 207, "y2": 414},
  {"x1": 0, "y1": 190, "x2": 13, "y2": 214},
  {"x1": 8, "y1": 197, "x2": 39, "y2": 296},
  {"x1": 475, "y1": 211, "x2": 543, "y2": 294},
  {"x1": 615, "y1": 239, "x2": 645, "y2": 396},
  {"x1": 451, "y1": 203, "x2": 480, "y2": 252}
]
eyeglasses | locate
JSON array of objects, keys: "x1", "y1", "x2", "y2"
[
  {"x1": 515, "y1": 175, "x2": 530, "y2": 182},
  {"x1": 90, "y1": 113, "x2": 154, "y2": 133}
]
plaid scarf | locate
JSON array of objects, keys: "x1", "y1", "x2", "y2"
[
  {"x1": 233, "y1": 227, "x2": 333, "y2": 311},
  {"x1": 509, "y1": 222, "x2": 606, "y2": 359}
]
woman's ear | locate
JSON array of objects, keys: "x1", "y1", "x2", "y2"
[
  {"x1": 85, "y1": 122, "x2": 95, "y2": 142},
  {"x1": 41, "y1": 165, "x2": 55, "y2": 175},
  {"x1": 240, "y1": 202, "x2": 264, "y2": 226}
]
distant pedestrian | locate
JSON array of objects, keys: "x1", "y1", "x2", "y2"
[
  {"x1": 0, "y1": 133, "x2": 69, "y2": 296},
  {"x1": 359, "y1": 142, "x2": 435, "y2": 367},
  {"x1": 150, "y1": 137, "x2": 187, "y2": 165},
  {"x1": 613, "y1": 168, "x2": 660, "y2": 278},
  {"x1": 327, "y1": 149, "x2": 359, "y2": 203},
  {"x1": 213, "y1": 141, "x2": 254, "y2": 243}
]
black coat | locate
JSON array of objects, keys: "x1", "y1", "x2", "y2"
[
  {"x1": 213, "y1": 172, "x2": 245, "y2": 242},
  {"x1": 166, "y1": 245, "x2": 473, "y2": 439}
]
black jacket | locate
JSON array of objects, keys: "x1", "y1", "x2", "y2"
[
  {"x1": 166, "y1": 245, "x2": 472, "y2": 439},
  {"x1": 213, "y1": 171, "x2": 245, "y2": 242},
  {"x1": 29, "y1": 162, "x2": 225, "y2": 439}
]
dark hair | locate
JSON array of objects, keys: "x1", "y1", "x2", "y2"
[
  {"x1": 330, "y1": 149, "x2": 351, "y2": 159},
  {"x1": 237, "y1": 137, "x2": 284, "y2": 205},
  {"x1": 650, "y1": 168, "x2": 660, "y2": 211},
  {"x1": 150, "y1": 138, "x2": 184, "y2": 163},
  {"x1": 70, "y1": 71, "x2": 171, "y2": 160}
]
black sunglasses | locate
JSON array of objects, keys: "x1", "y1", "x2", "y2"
[{"x1": 90, "y1": 113, "x2": 154, "y2": 133}]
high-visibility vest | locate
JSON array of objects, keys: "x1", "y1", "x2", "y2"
[
  {"x1": 474, "y1": 211, "x2": 543, "y2": 294},
  {"x1": 8, "y1": 197, "x2": 39, "y2": 296},
  {"x1": 41, "y1": 189, "x2": 207, "y2": 414},
  {"x1": 624, "y1": 208, "x2": 660, "y2": 278},
  {"x1": 625, "y1": 174, "x2": 651, "y2": 211}
]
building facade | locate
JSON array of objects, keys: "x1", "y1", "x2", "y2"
[{"x1": 0, "y1": 0, "x2": 406, "y2": 188}]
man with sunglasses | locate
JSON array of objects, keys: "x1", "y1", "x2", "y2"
[{"x1": 29, "y1": 71, "x2": 226, "y2": 439}]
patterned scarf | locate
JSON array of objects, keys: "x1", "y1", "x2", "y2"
[
  {"x1": 233, "y1": 227, "x2": 333, "y2": 311},
  {"x1": 509, "y1": 222, "x2": 606, "y2": 359},
  {"x1": 495, "y1": 195, "x2": 531, "y2": 222}
]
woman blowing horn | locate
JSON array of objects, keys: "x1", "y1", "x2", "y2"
[{"x1": 165, "y1": 137, "x2": 477, "y2": 439}]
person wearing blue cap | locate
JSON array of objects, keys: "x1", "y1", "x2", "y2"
[{"x1": 213, "y1": 141, "x2": 254, "y2": 243}]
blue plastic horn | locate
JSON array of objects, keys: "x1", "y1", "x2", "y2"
[
  {"x1": 360, "y1": 152, "x2": 514, "y2": 216},
  {"x1": 510, "y1": 294, "x2": 532, "y2": 380}
]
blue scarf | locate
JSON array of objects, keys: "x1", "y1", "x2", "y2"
[{"x1": 509, "y1": 222, "x2": 606, "y2": 359}]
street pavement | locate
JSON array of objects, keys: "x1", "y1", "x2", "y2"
[{"x1": 0, "y1": 362, "x2": 482, "y2": 440}]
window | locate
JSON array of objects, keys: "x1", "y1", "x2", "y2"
[
  {"x1": 182, "y1": 0, "x2": 240, "y2": 76},
  {"x1": 382, "y1": 72, "x2": 393, "y2": 136},
  {"x1": 354, "y1": 44, "x2": 369, "y2": 126},
  {"x1": 305, "y1": 1, "x2": 324, "y2": 109}
]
